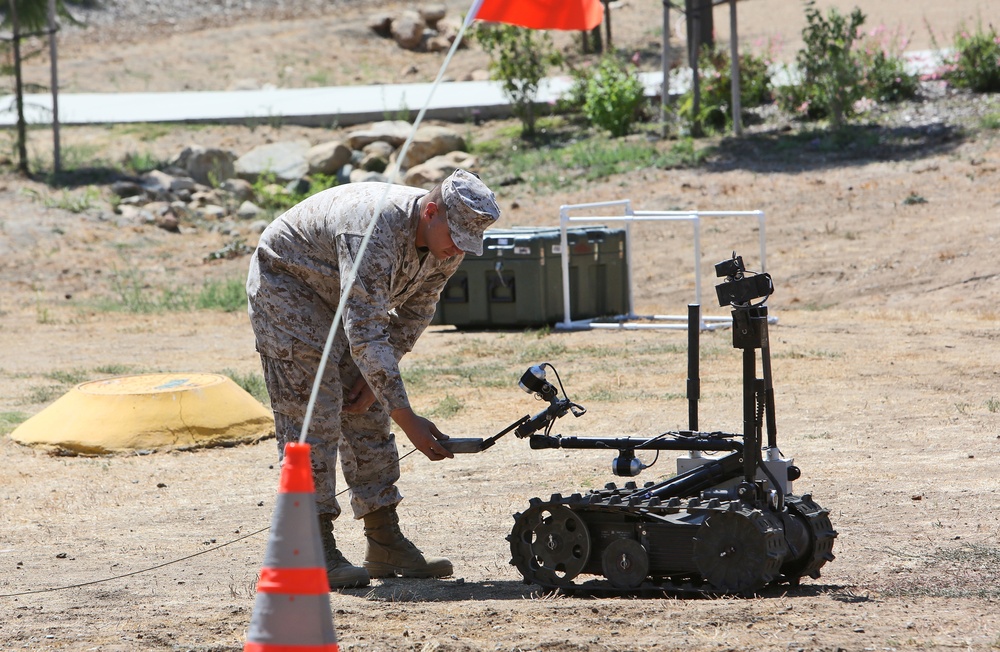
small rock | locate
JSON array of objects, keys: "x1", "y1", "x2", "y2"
[
  {"x1": 419, "y1": 4, "x2": 447, "y2": 28},
  {"x1": 156, "y1": 212, "x2": 180, "y2": 233},
  {"x1": 368, "y1": 13, "x2": 393, "y2": 37},
  {"x1": 200, "y1": 204, "x2": 228, "y2": 220},
  {"x1": 391, "y1": 11, "x2": 425, "y2": 51},
  {"x1": 237, "y1": 201, "x2": 264, "y2": 220},
  {"x1": 111, "y1": 180, "x2": 145, "y2": 198},
  {"x1": 221, "y1": 178, "x2": 255, "y2": 202}
]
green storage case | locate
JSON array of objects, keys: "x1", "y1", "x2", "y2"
[{"x1": 432, "y1": 226, "x2": 628, "y2": 328}]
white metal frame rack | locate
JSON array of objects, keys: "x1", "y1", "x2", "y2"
[{"x1": 557, "y1": 200, "x2": 769, "y2": 331}]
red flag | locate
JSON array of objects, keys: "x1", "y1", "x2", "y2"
[{"x1": 473, "y1": 0, "x2": 604, "y2": 31}]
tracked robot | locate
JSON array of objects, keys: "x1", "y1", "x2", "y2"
[{"x1": 446, "y1": 253, "x2": 836, "y2": 595}]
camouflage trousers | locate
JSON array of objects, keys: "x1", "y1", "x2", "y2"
[{"x1": 260, "y1": 336, "x2": 402, "y2": 520}]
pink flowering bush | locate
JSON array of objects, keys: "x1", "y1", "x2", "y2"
[
  {"x1": 777, "y1": 4, "x2": 917, "y2": 125},
  {"x1": 948, "y1": 21, "x2": 1000, "y2": 92}
]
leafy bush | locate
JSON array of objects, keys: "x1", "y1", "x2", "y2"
[
  {"x1": 786, "y1": 3, "x2": 866, "y2": 126},
  {"x1": 679, "y1": 46, "x2": 773, "y2": 132},
  {"x1": 195, "y1": 278, "x2": 248, "y2": 312},
  {"x1": 475, "y1": 24, "x2": 563, "y2": 137},
  {"x1": 778, "y1": 3, "x2": 918, "y2": 125},
  {"x1": 578, "y1": 55, "x2": 647, "y2": 137},
  {"x1": 857, "y1": 24, "x2": 919, "y2": 103},
  {"x1": 860, "y1": 49, "x2": 919, "y2": 103},
  {"x1": 252, "y1": 172, "x2": 338, "y2": 214},
  {"x1": 948, "y1": 21, "x2": 1000, "y2": 93}
]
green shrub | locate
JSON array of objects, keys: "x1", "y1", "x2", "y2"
[
  {"x1": 860, "y1": 49, "x2": 919, "y2": 103},
  {"x1": 253, "y1": 172, "x2": 337, "y2": 214},
  {"x1": 947, "y1": 21, "x2": 1000, "y2": 93},
  {"x1": 0, "y1": 411, "x2": 28, "y2": 435},
  {"x1": 779, "y1": 3, "x2": 918, "y2": 124},
  {"x1": 680, "y1": 46, "x2": 773, "y2": 132},
  {"x1": 103, "y1": 254, "x2": 249, "y2": 314},
  {"x1": 857, "y1": 24, "x2": 919, "y2": 103},
  {"x1": 579, "y1": 55, "x2": 647, "y2": 137},
  {"x1": 222, "y1": 369, "x2": 270, "y2": 406},
  {"x1": 788, "y1": 3, "x2": 867, "y2": 126},
  {"x1": 475, "y1": 24, "x2": 563, "y2": 137},
  {"x1": 252, "y1": 173, "x2": 338, "y2": 214},
  {"x1": 195, "y1": 278, "x2": 247, "y2": 312}
]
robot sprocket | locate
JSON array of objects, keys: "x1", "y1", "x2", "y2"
[
  {"x1": 690, "y1": 506, "x2": 788, "y2": 594},
  {"x1": 509, "y1": 500, "x2": 591, "y2": 587}
]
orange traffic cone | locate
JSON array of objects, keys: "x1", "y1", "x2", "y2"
[{"x1": 244, "y1": 442, "x2": 339, "y2": 652}]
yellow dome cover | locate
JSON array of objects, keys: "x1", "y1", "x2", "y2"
[{"x1": 10, "y1": 373, "x2": 274, "y2": 454}]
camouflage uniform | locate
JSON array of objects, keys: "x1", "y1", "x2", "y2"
[{"x1": 247, "y1": 182, "x2": 463, "y2": 519}]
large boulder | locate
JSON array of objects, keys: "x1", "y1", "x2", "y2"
[
  {"x1": 396, "y1": 125, "x2": 466, "y2": 170},
  {"x1": 234, "y1": 140, "x2": 310, "y2": 183},
  {"x1": 171, "y1": 145, "x2": 237, "y2": 187},
  {"x1": 306, "y1": 140, "x2": 352, "y2": 176},
  {"x1": 347, "y1": 120, "x2": 413, "y2": 149},
  {"x1": 403, "y1": 151, "x2": 478, "y2": 187},
  {"x1": 391, "y1": 11, "x2": 425, "y2": 50}
]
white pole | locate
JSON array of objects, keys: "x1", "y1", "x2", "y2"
[
  {"x1": 758, "y1": 211, "x2": 767, "y2": 272},
  {"x1": 692, "y1": 216, "x2": 702, "y2": 309},
  {"x1": 559, "y1": 207, "x2": 572, "y2": 329}
]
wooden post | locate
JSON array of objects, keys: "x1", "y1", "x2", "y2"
[
  {"x1": 603, "y1": 0, "x2": 612, "y2": 50},
  {"x1": 9, "y1": 0, "x2": 28, "y2": 175},
  {"x1": 661, "y1": 0, "x2": 671, "y2": 138},
  {"x1": 590, "y1": 24, "x2": 602, "y2": 53},
  {"x1": 729, "y1": 0, "x2": 742, "y2": 136},
  {"x1": 48, "y1": 0, "x2": 61, "y2": 172},
  {"x1": 689, "y1": 0, "x2": 702, "y2": 136}
]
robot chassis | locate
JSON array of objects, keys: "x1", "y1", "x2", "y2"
[{"x1": 448, "y1": 253, "x2": 837, "y2": 596}]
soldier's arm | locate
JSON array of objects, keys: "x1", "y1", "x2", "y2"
[
  {"x1": 389, "y1": 257, "x2": 463, "y2": 355},
  {"x1": 336, "y1": 232, "x2": 411, "y2": 413}
]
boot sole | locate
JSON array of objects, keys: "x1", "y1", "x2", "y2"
[
  {"x1": 327, "y1": 570, "x2": 371, "y2": 589},
  {"x1": 328, "y1": 577, "x2": 371, "y2": 589},
  {"x1": 364, "y1": 562, "x2": 453, "y2": 579}
]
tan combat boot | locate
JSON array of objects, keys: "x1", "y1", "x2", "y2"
[
  {"x1": 318, "y1": 513, "x2": 370, "y2": 589},
  {"x1": 362, "y1": 505, "x2": 453, "y2": 578}
]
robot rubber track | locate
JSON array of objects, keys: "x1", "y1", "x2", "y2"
[{"x1": 508, "y1": 488, "x2": 837, "y2": 597}]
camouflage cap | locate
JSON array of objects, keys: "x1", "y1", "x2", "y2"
[{"x1": 441, "y1": 169, "x2": 500, "y2": 256}]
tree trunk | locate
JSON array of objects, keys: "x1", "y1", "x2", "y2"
[
  {"x1": 9, "y1": 0, "x2": 29, "y2": 175},
  {"x1": 685, "y1": 0, "x2": 714, "y2": 66},
  {"x1": 48, "y1": 0, "x2": 61, "y2": 173},
  {"x1": 602, "y1": 0, "x2": 612, "y2": 50}
]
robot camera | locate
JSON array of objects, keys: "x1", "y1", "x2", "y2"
[
  {"x1": 715, "y1": 254, "x2": 745, "y2": 280},
  {"x1": 714, "y1": 253, "x2": 773, "y2": 307},
  {"x1": 519, "y1": 365, "x2": 558, "y2": 403}
]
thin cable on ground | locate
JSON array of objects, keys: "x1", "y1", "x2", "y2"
[
  {"x1": 0, "y1": 528, "x2": 268, "y2": 598},
  {"x1": 0, "y1": 449, "x2": 419, "y2": 599}
]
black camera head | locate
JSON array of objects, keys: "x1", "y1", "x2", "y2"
[
  {"x1": 715, "y1": 253, "x2": 745, "y2": 280},
  {"x1": 519, "y1": 365, "x2": 558, "y2": 403},
  {"x1": 714, "y1": 253, "x2": 773, "y2": 307}
]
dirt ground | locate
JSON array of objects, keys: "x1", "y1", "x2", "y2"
[{"x1": 2, "y1": 0, "x2": 1000, "y2": 650}]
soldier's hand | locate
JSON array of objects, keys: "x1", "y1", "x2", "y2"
[
  {"x1": 391, "y1": 407, "x2": 454, "y2": 461},
  {"x1": 343, "y1": 376, "x2": 376, "y2": 414}
]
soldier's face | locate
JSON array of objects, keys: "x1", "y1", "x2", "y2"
[{"x1": 424, "y1": 207, "x2": 463, "y2": 260}]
